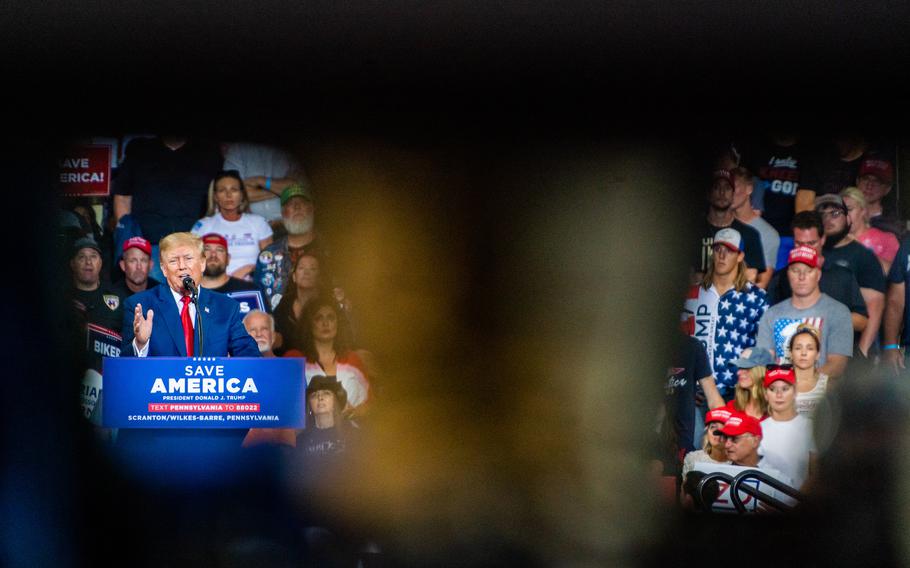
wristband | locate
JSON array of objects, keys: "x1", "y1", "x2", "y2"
[
  {"x1": 264, "y1": 176, "x2": 272, "y2": 191},
  {"x1": 883, "y1": 344, "x2": 901, "y2": 350}
]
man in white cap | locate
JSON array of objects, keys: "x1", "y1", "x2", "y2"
[
  {"x1": 683, "y1": 227, "x2": 769, "y2": 446},
  {"x1": 692, "y1": 169, "x2": 767, "y2": 286}
]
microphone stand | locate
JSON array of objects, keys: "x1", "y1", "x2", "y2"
[{"x1": 192, "y1": 285, "x2": 203, "y2": 357}]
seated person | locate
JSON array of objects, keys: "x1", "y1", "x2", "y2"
[{"x1": 682, "y1": 408, "x2": 733, "y2": 481}]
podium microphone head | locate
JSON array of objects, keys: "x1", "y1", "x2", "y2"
[{"x1": 182, "y1": 275, "x2": 196, "y2": 293}]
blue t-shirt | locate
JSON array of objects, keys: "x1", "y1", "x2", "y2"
[{"x1": 888, "y1": 237, "x2": 910, "y2": 345}]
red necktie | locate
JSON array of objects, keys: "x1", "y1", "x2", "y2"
[{"x1": 180, "y1": 295, "x2": 194, "y2": 356}]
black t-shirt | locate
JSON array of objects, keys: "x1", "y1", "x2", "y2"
[
  {"x1": 823, "y1": 240, "x2": 887, "y2": 293},
  {"x1": 210, "y1": 277, "x2": 262, "y2": 295},
  {"x1": 742, "y1": 140, "x2": 817, "y2": 236},
  {"x1": 664, "y1": 335, "x2": 711, "y2": 462},
  {"x1": 113, "y1": 138, "x2": 223, "y2": 243},
  {"x1": 71, "y1": 285, "x2": 125, "y2": 371},
  {"x1": 766, "y1": 265, "x2": 868, "y2": 317},
  {"x1": 695, "y1": 217, "x2": 767, "y2": 273}
]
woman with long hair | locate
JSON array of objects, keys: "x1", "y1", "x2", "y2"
[
  {"x1": 841, "y1": 186, "x2": 899, "y2": 274},
  {"x1": 760, "y1": 365, "x2": 817, "y2": 489},
  {"x1": 681, "y1": 408, "x2": 733, "y2": 481},
  {"x1": 192, "y1": 169, "x2": 273, "y2": 280},
  {"x1": 285, "y1": 296, "x2": 369, "y2": 415},
  {"x1": 272, "y1": 252, "x2": 324, "y2": 354},
  {"x1": 788, "y1": 324, "x2": 828, "y2": 419},
  {"x1": 726, "y1": 348, "x2": 771, "y2": 420}
]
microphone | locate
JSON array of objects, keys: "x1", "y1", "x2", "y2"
[{"x1": 182, "y1": 276, "x2": 197, "y2": 297}]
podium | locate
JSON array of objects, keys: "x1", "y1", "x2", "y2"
[
  {"x1": 102, "y1": 356, "x2": 307, "y2": 486},
  {"x1": 103, "y1": 356, "x2": 306, "y2": 429}
]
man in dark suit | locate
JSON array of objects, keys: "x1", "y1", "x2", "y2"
[
  {"x1": 121, "y1": 232, "x2": 260, "y2": 358},
  {"x1": 115, "y1": 232, "x2": 260, "y2": 484}
]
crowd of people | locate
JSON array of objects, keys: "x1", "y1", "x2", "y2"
[
  {"x1": 665, "y1": 132, "x2": 909, "y2": 512},
  {"x1": 62, "y1": 137, "x2": 373, "y2": 559}
]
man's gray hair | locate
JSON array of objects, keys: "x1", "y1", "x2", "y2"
[{"x1": 243, "y1": 309, "x2": 275, "y2": 332}]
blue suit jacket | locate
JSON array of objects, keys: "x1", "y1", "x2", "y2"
[
  {"x1": 121, "y1": 284, "x2": 260, "y2": 358},
  {"x1": 116, "y1": 284, "x2": 259, "y2": 482}
]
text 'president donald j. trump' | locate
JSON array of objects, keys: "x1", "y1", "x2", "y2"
[{"x1": 121, "y1": 232, "x2": 260, "y2": 358}]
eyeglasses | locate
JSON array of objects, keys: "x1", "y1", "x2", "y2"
[{"x1": 819, "y1": 208, "x2": 845, "y2": 219}]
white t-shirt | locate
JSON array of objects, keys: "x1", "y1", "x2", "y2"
[
  {"x1": 223, "y1": 142, "x2": 304, "y2": 221},
  {"x1": 758, "y1": 414, "x2": 816, "y2": 489},
  {"x1": 305, "y1": 361, "x2": 369, "y2": 408},
  {"x1": 192, "y1": 212, "x2": 273, "y2": 275},
  {"x1": 796, "y1": 373, "x2": 828, "y2": 419}
]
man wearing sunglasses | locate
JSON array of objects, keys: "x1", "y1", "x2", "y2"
[{"x1": 815, "y1": 194, "x2": 886, "y2": 358}]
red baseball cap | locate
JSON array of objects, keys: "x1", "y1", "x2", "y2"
[
  {"x1": 122, "y1": 236, "x2": 152, "y2": 257},
  {"x1": 858, "y1": 158, "x2": 894, "y2": 185},
  {"x1": 201, "y1": 233, "x2": 229, "y2": 251},
  {"x1": 764, "y1": 366, "x2": 796, "y2": 388},
  {"x1": 705, "y1": 408, "x2": 733, "y2": 425},
  {"x1": 718, "y1": 412, "x2": 762, "y2": 438},
  {"x1": 788, "y1": 245, "x2": 819, "y2": 268}
]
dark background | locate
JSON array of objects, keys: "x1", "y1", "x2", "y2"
[{"x1": 5, "y1": 2, "x2": 910, "y2": 566}]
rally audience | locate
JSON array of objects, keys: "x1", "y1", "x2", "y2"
[
  {"x1": 815, "y1": 194, "x2": 886, "y2": 357},
  {"x1": 757, "y1": 246, "x2": 854, "y2": 378},
  {"x1": 731, "y1": 166, "x2": 780, "y2": 286},
  {"x1": 681, "y1": 408, "x2": 733, "y2": 481},
  {"x1": 284, "y1": 297, "x2": 369, "y2": 414},
  {"x1": 191, "y1": 170, "x2": 273, "y2": 280},
  {"x1": 759, "y1": 366, "x2": 817, "y2": 490},
  {"x1": 841, "y1": 186, "x2": 899, "y2": 274},
  {"x1": 726, "y1": 348, "x2": 771, "y2": 420},
  {"x1": 112, "y1": 236, "x2": 159, "y2": 299},
  {"x1": 788, "y1": 324, "x2": 829, "y2": 419}
]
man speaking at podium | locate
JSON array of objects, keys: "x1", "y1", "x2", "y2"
[
  {"x1": 121, "y1": 232, "x2": 260, "y2": 358},
  {"x1": 116, "y1": 232, "x2": 260, "y2": 483}
]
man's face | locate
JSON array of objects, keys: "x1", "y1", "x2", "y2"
[
  {"x1": 723, "y1": 433, "x2": 760, "y2": 464},
  {"x1": 71, "y1": 248, "x2": 101, "y2": 287},
  {"x1": 793, "y1": 227, "x2": 825, "y2": 254},
  {"x1": 244, "y1": 312, "x2": 274, "y2": 353},
  {"x1": 708, "y1": 179, "x2": 734, "y2": 210},
  {"x1": 203, "y1": 243, "x2": 229, "y2": 278},
  {"x1": 160, "y1": 244, "x2": 205, "y2": 294},
  {"x1": 282, "y1": 196, "x2": 315, "y2": 235},
  {"x1": 787, "y1": 262, "x2": 821, "y2": 298},
  {"x1": 711, "y1": 243, "x2": 744, "y2": 277},
  {"x1": 731, "y1": 176, "x2": 753, "y2": 210},
  {"x1": 818, "y1": 205, "x2": 848, "y2": 236},
  {"x1": 308, "y1": 389, "x2": 336, "y2": 416},
  {"x1": 119, "y1": 247, "x2": 150, "y2": 288},
  {"x1": 857, "y1": 174, "x2": 891, "y2": 206}
]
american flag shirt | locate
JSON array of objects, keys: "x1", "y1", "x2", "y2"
[{"x1": 682, "y1": 281, "x2": 769, "y2": 394}]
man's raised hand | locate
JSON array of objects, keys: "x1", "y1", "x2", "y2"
[{"x1": 134, "y1": 303, "x2": 154, "y2": 350}]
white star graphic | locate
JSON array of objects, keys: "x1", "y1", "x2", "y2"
[
  {"x1": 747, "y1": 292, "x2": 757, "y2": 303},
  {"x1": 720, "y1": 299, "x2": 732, "y2": 310},
  {"x1": 716, "y1": 355, "x2": 726, "y2": 367},
  {"x1": 724, "y1": 342, "x2": 734, "y2": 352},
  {"x1": 735, "y1": 303, "x2": 746, "y2": 313},
  {"x1": 730, "y1": 330, "x2": 740, "y2": 341},
  {"x1": 726, "y1": 314, "x2": 736, "y2": 325},
  {"x1": 718, "y1": 328, "x2": 728, "y2": 338},
  {"x1": 722, "y1": 370, "x2": 733, "y2": 382}
]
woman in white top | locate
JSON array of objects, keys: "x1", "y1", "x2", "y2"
[
  {"x1": 681, "y1": 407, "x2": 733, "y2": 482},
  {"x1": 192, "y1": 170, "x2": 273, "y2": 280},
  {"x1": 789, "y1": 324, "x2": 828, "y2": 420},
  {"x1": 760, "y1": 365, "x2": 817, "y2": 490}
]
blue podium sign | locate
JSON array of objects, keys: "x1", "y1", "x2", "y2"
[{"x1": 102, "y1": 357, "x2": 306, "y2": 429}]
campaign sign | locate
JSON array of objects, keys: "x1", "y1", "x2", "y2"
[
  {"x1": 226, "y1": 290, "x2": 266, "y2": 314},
  {"x1": 102, "y1": 357, "x2": 305, "y2": 429},
  {"x1": 60, "y1": 144, "x2": 113, "y2": 197}
]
